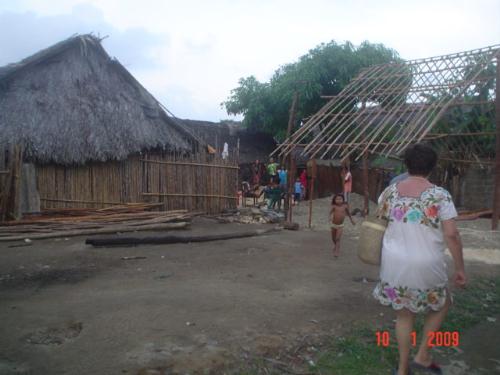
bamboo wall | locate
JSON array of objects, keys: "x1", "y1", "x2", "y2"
[{"x1": 37, "y1": 151, "x2": 239, "y2": 214}]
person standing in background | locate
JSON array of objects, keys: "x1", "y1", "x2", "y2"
[
  {"x1": 293, "y1": 177, "x2": 303, "y2": 205},
  {"x1": 252, "y1": 159, "x2": 263, "y2": 186},
  {"x1": 278, "y1": 166, "x2": 287, "y2": 190},
  {"x1": 266, "y1": 157, "x2": 278, "y2": 183},
  {"x1": 342, "y1": 166, "x2": 352, "y2": 203},
  {"x1": 299, "y1": 169, "x2": 307, "y2": 199}
]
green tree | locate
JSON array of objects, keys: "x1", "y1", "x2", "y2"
[
  {"x1": 425, "y1": 56, "x2": 496, "y2": 158},
  {"x1": 222, "y1": 40, "x2": 401, "y2": 140}
]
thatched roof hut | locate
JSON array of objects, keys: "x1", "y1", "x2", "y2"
[{"x1": 0, "y1": 34, "x2": 198, "y2": 165}]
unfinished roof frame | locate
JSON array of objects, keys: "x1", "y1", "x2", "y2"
[{"x1": 273, "y1": 44, "x2": 500, "y2": 228}]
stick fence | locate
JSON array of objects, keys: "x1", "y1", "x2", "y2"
[{"x1": 37, "y1": 151, "x2": 239, "y2": 214}]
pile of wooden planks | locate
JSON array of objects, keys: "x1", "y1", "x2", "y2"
[{"x1": 0, "y1": 204, "x2": 194, "y2": 242}]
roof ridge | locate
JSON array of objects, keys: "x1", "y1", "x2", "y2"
[{"x1": 0, "y1": 34, "x2": 103, "y2": 82}]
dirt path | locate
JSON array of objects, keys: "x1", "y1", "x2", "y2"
[{"x1": 0, "y1": 195, "x2": 499, "y2": 374}]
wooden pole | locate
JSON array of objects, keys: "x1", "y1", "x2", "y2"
[
  {"x1": 359, "y1": 99, "x2": 370, "y2": 217},
  {"x1": 236, "y1": 137, "x2": 240, "y2": 208},
  {"x1": 1, "y1": 222, "x2": 190, "y2": 242},
  {"x1": 287, "y1": 157, "x2": 296, "y2": 222},
  {"x1": 308, "y1": 177, "x2": 313, "y2": 228},
  {"x1": 285, "y1": 92, "x2": 299, "y2": 157},
  {"x1": 140, "y1": 159, "x2": 239, "y2": 170},
  {"x1": 0, "y1": 149, "x2": 11, "y2": 221},
  {"x1": 363, "y1": 150, "x2": 369, "y2": 216},
  {"x1": 12, "y1": 145, "x2": 23, "y2": 220},
  {"x1": 2, "y1": 145, "x2": 23, "y2": 221},
  {"x1": 142, "y1": 192, "x2": 238, "y2": 200},
  {"x1": 284, "y1": 90, "x2": 299, "y2": 220},
  {"x1": 492, "y1": 55, "x2": 500, "y2": 230},
  {"x1": 308, "y1": 159, "x2": 316, "y2": 228}
]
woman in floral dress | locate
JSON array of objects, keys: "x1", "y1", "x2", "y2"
[{"x1": 372, "y1": 144, "x2": 466, "y2": 375}]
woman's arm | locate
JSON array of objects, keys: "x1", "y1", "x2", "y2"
[{"x1": 442, "y1": 219, "x2": 466, "y2": 288}]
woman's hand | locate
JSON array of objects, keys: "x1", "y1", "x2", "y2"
[
  {"x1": 443, "y1": 219, "x2": 466, "y2": 289},
  {"x1": 453, "y1": 269, "x2": 467, "y2": 288}
]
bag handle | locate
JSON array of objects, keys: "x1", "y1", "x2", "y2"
[{"x1": 375, "y1": 187, "x2": 391, "y2": 220}]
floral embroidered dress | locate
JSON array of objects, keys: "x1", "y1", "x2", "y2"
[{"x1": 372, "y1": 183, "x2": 458, "y2": 313}]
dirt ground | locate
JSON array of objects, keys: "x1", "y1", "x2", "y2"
[{"x1": 1, "y1": 195, "x2": 499, "y2": 375}]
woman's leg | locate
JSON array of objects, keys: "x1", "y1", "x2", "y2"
[
  {"x1": 414, "y1": 292, "x2": 451, "y2": 366},
  {"x1": 395, "y1": 308, "x2": 416, "y2": 375}
]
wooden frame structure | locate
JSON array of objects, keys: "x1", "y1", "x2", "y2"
[{"x1": 273, "y1": 45, "x2": 500, "y2": 228}]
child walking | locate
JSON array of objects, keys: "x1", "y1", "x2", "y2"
[{"x1": 330, "y1": 194, "x2": 355, "y2": 257}]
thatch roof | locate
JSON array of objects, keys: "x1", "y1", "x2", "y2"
[
  {"x1": 0, "y1": 34, "x2": 199, "y2": 165},
  {"x1": 182, "y1": 120, "x2": 276, "y2": 164}
]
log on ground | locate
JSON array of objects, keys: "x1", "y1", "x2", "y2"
[{"x1": 86, "y1": 227, "x2": 281, "y2": 247}]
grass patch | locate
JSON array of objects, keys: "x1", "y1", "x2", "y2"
[
  {"x1": 234, "y1": 277, "x2": 500, "y2": 374},
  {"x1": 309, "y1": 276, "x2": 500, "y2": 375},
  {"x1": 311, "y1": 325, "x2": 398, "y2": 375}
]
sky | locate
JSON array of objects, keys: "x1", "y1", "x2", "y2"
[{"x1": 0, "y1": 0, "x2": 499, "y2": 122}]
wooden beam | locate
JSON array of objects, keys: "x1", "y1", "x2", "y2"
[
  {"x1": 363, "y1": 151, "x2": 369, "y2": 216},
  {"x1": 140, "y1": 159, "x2": 239, "y2": 170},
  {"x1": 438, "y1": 158, "x2": 495, "y2": 165},
  {"x1": 0, "y1": 221, "x2": 189, "y2": 242},
  {"x1": 142, "y1": 192, "x2": 238, "y2": 200},
  {"x1": 492, "y1": 55, "x2": 500, "y2": 230},
  {"x1": 284, "y1": 90, "x2": 299, "y2": 220},
  {"x1": 40, "y1": 198, "x2": 125, "y2": 205}
]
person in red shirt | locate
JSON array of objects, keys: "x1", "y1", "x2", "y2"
[{"x1": 342, "y1": 166, "x2": 352, "y2": 203}]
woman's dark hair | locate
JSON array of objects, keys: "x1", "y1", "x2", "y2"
[
  {"x1": 332, "y1": 194, "x2": 345, "y2": 204},
  {"x1": 403, "y1": 143, "x2": 437, "y2": 176}
]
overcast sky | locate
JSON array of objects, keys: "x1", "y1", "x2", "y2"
[{"x1": 1, "y1": 0, "x2": 499, "y2": 121}]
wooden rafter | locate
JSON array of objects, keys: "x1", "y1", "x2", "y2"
[{"x1": 273, "y1": 44, "x2": 499, "y2": 163}]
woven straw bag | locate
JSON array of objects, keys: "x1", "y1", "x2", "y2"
[{"x1": 357, "y1": 193, "x2": 389, "y2": 265}]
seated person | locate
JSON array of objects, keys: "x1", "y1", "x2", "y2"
[{"x1": 266, "y1": 181, "x2": 282, "y2": 210}]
